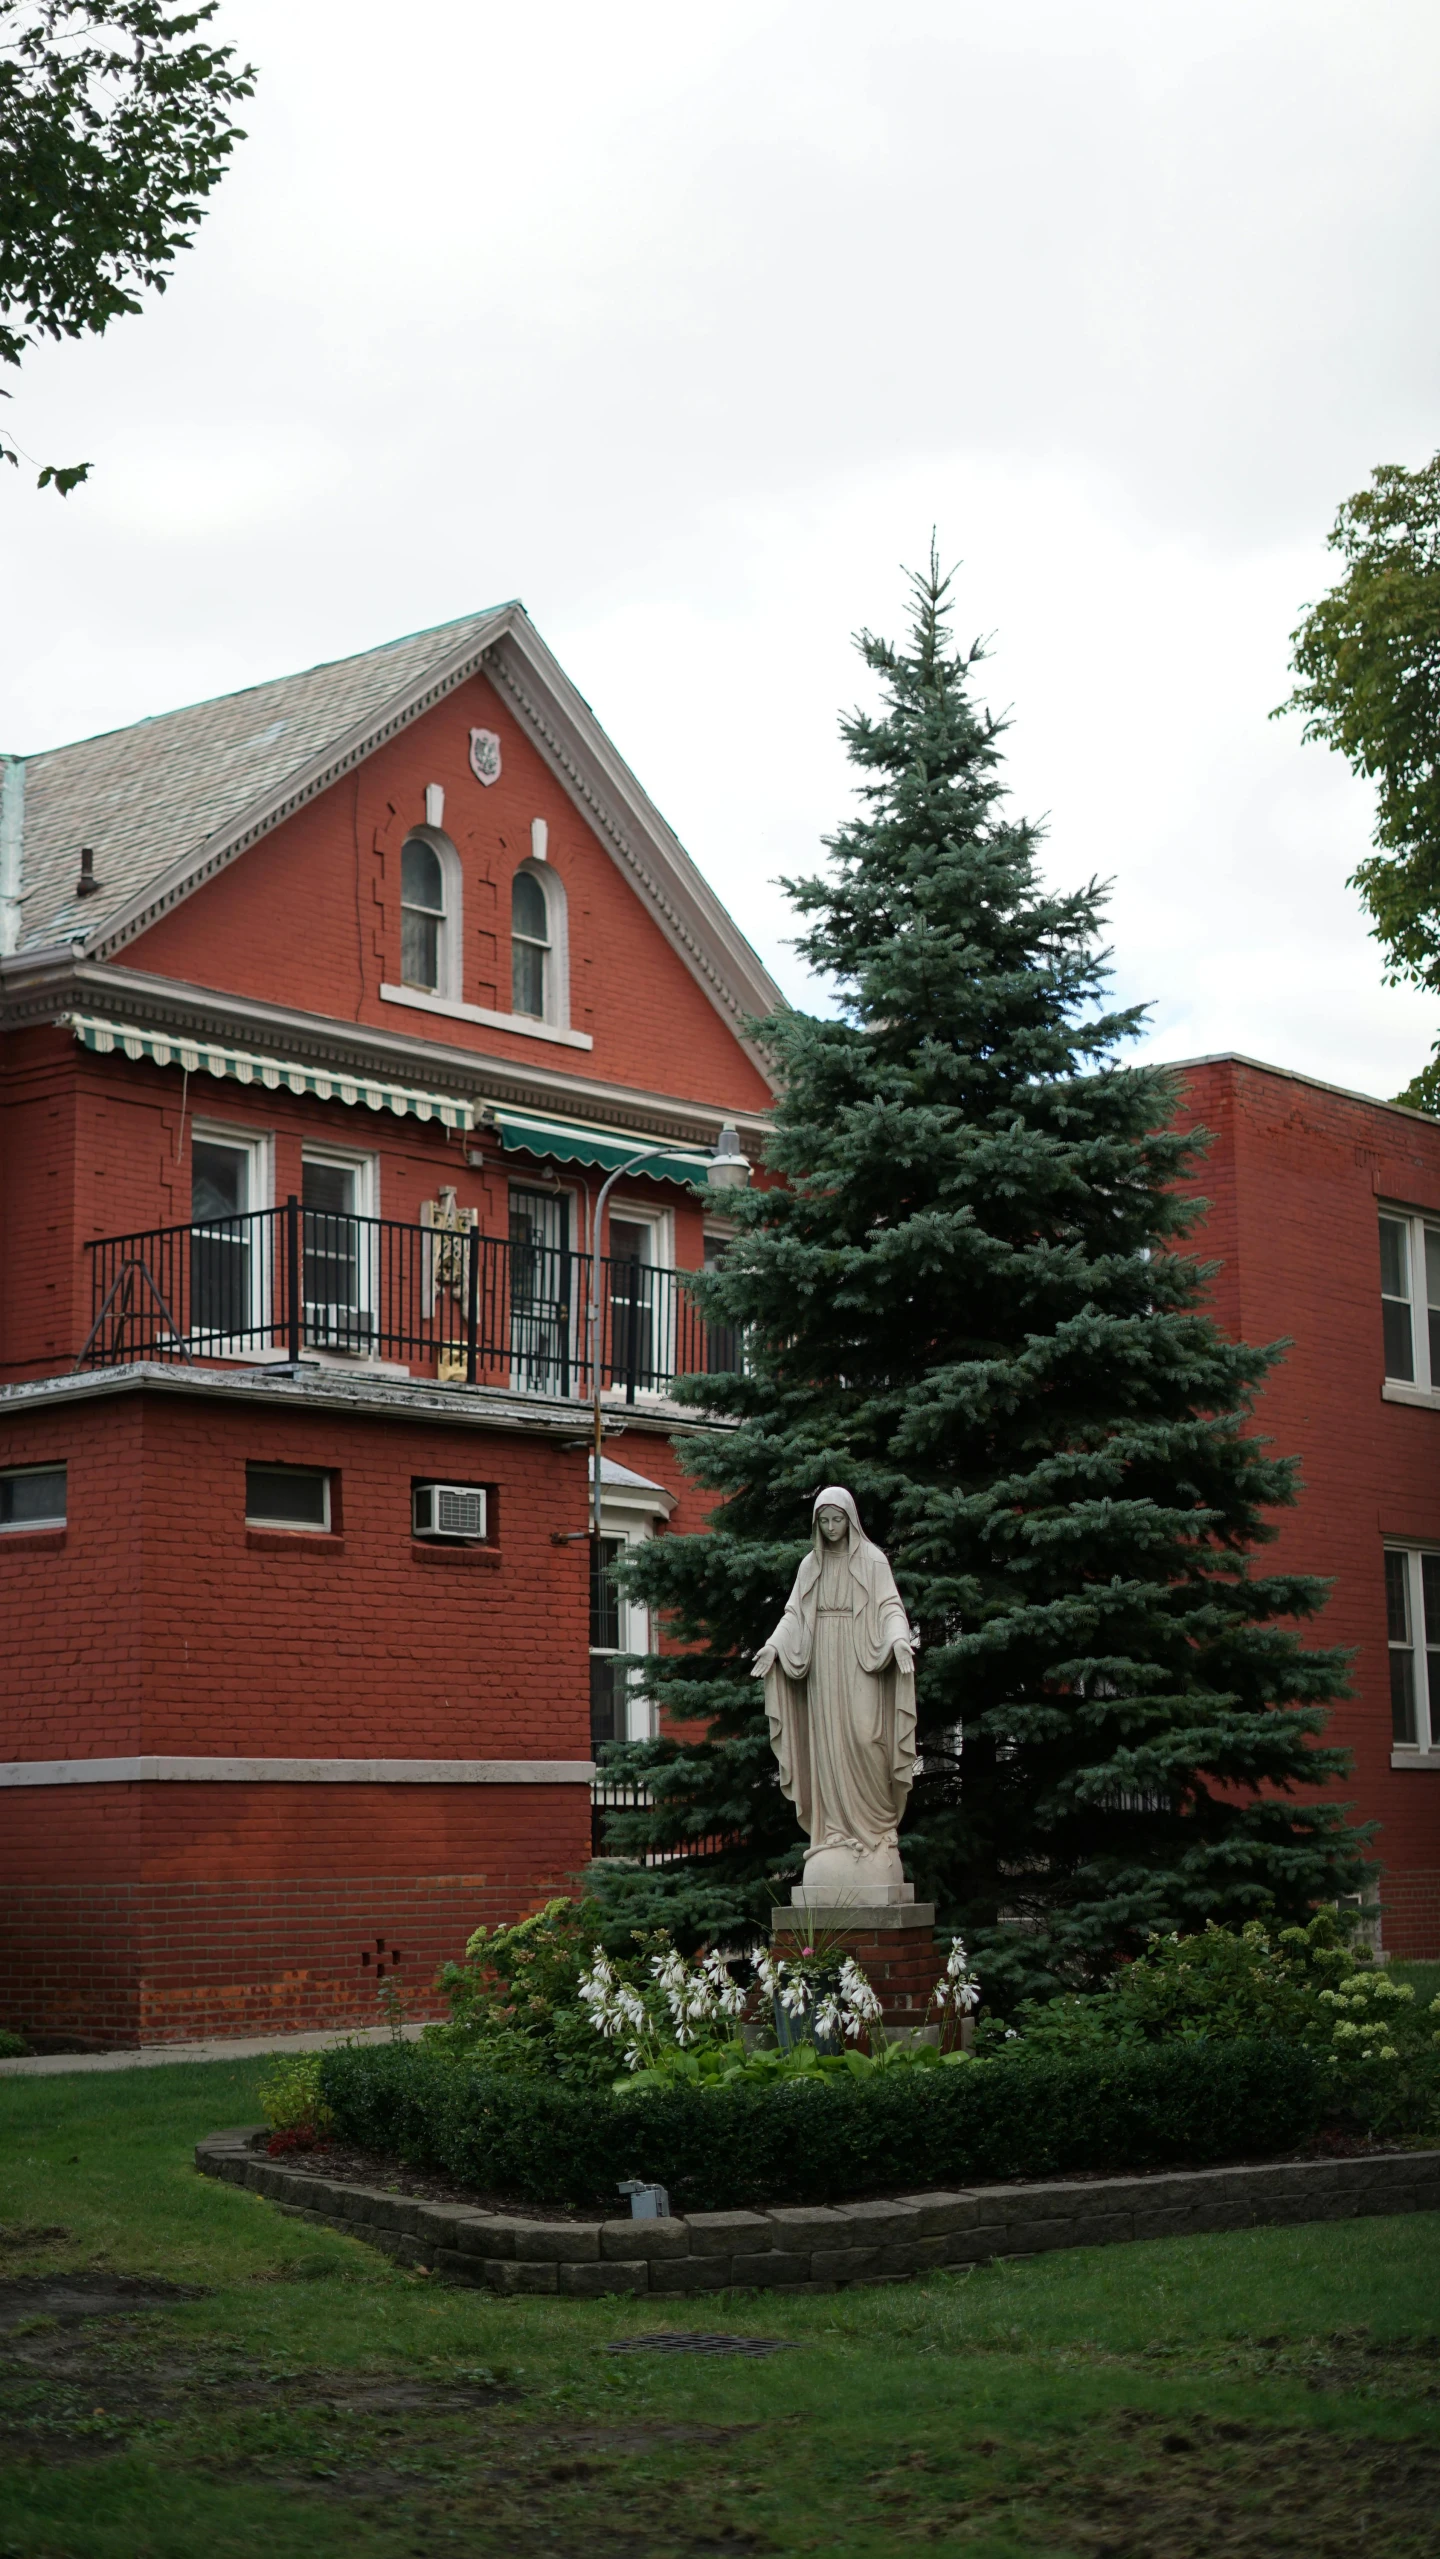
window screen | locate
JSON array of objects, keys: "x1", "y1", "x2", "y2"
[
  {"x1": 0, "y1": 1466, "x2": 67, "y2": 1530},
  {"x1": 246, "y1": 1465, "x2": 330, "y2": 1529}
]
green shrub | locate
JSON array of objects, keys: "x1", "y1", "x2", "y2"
[
  {"x1": 257, "y1": 2050, "x2": 332, "y2": 2147},
  {"x1": 317, "y1": 2035, "x2": 1323, "y2": 2214},
  {"x1": 998, "y1": 1915, "x2": 1440, "y2": 2141},
  {"x1": 0, "y1": 2027, "x2": 29, "y2": 2060},
  {"x1": 428, "y1": 1897, "x2": 619, "y2": 2085}
]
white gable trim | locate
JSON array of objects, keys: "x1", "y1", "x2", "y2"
[{"x1": 73, "y1": 605, "x2": 782, "y2": 1084}]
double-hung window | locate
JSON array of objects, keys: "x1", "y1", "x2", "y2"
[
  {"x1": 1384, "y1": 1545, "x2": 1440, "y2": 1753},
  {"x1": 1379, "y1": 1208, "x2": 1440, "y2": 1389}
]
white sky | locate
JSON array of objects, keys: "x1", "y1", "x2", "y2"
[{"x1": 5, "y1": 0, "x2": 1440, "y2": 1096}]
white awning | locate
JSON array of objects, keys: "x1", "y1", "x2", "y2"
[{"x1": 66, "y1": 1013, "x2": 477, "y2": 1132}]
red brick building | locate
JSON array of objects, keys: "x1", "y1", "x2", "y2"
[
  {"x1": 0, "y1": 613, "x2": 1436, "y2": 2045},
  {"x1": 1175, "y1": 1056, "x2": 1440, "y2": 1960},
  {"x1": 0, "y1": 607, "x2": 777, "y2": 2044}
]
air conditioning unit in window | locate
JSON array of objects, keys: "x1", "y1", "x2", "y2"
[{"x1": 413, "y1": 1483, "x2": 487, "y2": 1541}]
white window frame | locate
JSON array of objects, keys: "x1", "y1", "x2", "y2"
[
  {"x1": 188, "y1": 1121, "x2": 274, "y2": 1352},
  {"x1": 592, "y1": 1514, "x2": 657, "y2": 1744},
  {"x1": 603, "y1": 1200, "x2": 675, "y2": 1401},
  {"x1": 399, "y1": 827, "x2": 463, "y2": 1005},
  {"x1": 1384, "y1": 1543, "x2": 1440, "y2": 1764},
  {"x1": 0, "y1": 1462, "x2": 68, "y2": 1532},
  {"x1": 245, "y1": 1463, "x2": 332, "y2": 1533},
  {"x1": 301, "y1": 1144, "x2": 379, "y2": 1352},
  {"x1": 1379, "y1": 1204, "x2": 1440, "y2": 1401},
  {"x1": 509, "y1": 858, "x2": 571, "y2": 1034}
]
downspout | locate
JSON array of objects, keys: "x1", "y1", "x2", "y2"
[{"x1": 0, "y1": 756, "x2": 23, "y2": 957}]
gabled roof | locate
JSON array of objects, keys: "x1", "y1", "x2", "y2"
[{"x1": 0, "y1": 604, "x2": 782, "y2": 1067}]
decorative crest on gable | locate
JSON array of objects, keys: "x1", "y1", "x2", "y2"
[{"x1": 468, "y1": 728, "x2": 502, "y2": 787}]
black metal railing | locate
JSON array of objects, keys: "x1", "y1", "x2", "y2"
[{"x1": 80, "y1": 1198, "x2": 740, "y2": 1397}]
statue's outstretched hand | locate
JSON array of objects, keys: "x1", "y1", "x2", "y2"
[
  {"x1": 891, "y1": 1639, "x2": 915, "y2": 1678},
  {"x1": 752, "y1": 1643, "x2": 777, "y2": 1680}
]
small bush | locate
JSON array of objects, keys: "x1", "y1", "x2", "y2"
[
  {"x1": 317, "y1": 2034, "x2": 1324, "y2": 2214},
  {"x1": 1000, "y1": 1915, "x2": 1440, "y2": 2143},
  {"x1": 0, "y1": 2027, "x2": 30, "y2": 2060},
  {"x1": 258, "y1": 2050, "x2": 332, "y2": 2149}
]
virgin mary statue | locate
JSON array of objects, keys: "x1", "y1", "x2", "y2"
[{"x1": 753, "y1": 1487, "x2": 918, "y2": 1906}]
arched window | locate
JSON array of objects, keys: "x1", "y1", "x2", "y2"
[
  {"x1": 401, "y1": 837, "x2": 445, "y2": 992},
  {"x1": 512, "y1": 867, "x2": 550, "y2": 1018}
]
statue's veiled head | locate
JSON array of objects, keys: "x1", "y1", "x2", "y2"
[{"x1": 812, "y1": 1485, "x2": 862, "y2": 1551}]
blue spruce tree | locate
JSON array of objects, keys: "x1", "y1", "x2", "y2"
[{"x1": 595, "y1": 554, "x2": 1365, "y2": 2000}]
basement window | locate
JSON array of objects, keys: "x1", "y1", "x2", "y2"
[
  {"x1": 0, "y1": 1465, "x2": 67, "y2": 1531},
  {"x1": 246, "y1": 1464, "x2": 332, "y2": 1532}
]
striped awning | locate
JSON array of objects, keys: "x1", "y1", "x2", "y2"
[
  {"x1": 66, "y1": 1013, "x2": 477, "y2": 1131},
  {"x1": 492, "y1": 1105, "x2": 715, "y2": 1187}
]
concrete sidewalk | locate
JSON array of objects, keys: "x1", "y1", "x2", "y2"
[{"x1": 0, "y1": 2022, "x2": 426, "y2": 2079}]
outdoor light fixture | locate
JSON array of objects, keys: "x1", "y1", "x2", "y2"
[
  {"x1": 706, "y1": 1124, "x2": 751, "y2": 1190},
  {"x1": 585, "y1": 1126, "x2": 752, "y2": 1539}
]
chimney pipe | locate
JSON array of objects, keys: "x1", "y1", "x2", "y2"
[{"x1": 75, "y1": 846, "x2": 98, "y2": 898}]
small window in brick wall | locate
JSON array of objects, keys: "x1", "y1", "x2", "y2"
[
  {"x1": 360, "y1": 1937, "x2": 403, "y2": 1981},
  {"x1": 0, "y1": 1465, "x2": 66, "y2": 1530},
  {"x1": 246, "y1": 1464, "x2": 332, "y2": 1531}
]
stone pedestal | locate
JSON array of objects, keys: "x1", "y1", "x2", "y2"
[{"x1": 770, "y1": 1900, "x2": 938, "y2": 2030}]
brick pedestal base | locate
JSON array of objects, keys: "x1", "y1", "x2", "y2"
[{"x1": 771, "y1": 1902, "x2": 939, "y2": 2028}]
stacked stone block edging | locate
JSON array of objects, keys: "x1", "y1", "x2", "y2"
[{"x1": 195, "y1": 2131, "x2": 1440, "y2": 2297}]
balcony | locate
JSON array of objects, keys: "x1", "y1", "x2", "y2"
[{"x1": 80, "y1": 1200, "x2": 741, "y2": 1399}]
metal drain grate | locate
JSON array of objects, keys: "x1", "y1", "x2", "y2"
[{"x1": 605, "y1": 2332, "x2": 792, "y2": 2358}]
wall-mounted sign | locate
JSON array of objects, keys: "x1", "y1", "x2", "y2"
[{"x1": 469, "y1": 728, "x2": 502, "y2": 787}]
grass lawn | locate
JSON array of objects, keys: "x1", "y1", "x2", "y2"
[{"x1": 1, "y1": 2061, "x2": 1438, "y2": 2556}]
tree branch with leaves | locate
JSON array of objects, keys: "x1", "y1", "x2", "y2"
[
  {"x1": 0, "y1": 0, "x2": 254, "y2": 491},
  {"x1": 1277, "y1": 453, "x2": 1440, "y2": 1109}
]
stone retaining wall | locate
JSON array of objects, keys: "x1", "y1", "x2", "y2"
[{"x1": 195, "y1": 2130, "x2": 1440, "y2": 2297}]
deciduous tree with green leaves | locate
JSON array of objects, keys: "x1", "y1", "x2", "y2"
[
  {"x1": 1, "y1": 1, "x2": 254, "y2": 491},
  {"x1": 594, "y1": 553, "x2": 1366, "y2": 2002},
  {"x1": 1278, "y1": 452, "x2": 1440, "y2": 1109}
]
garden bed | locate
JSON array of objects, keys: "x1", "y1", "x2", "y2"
[
  {"x1": 197, "y1": 2126, "x2": 1440, "y2": 2298},
  {"x1": 253, "y1": 2124, "x2": 1419, "y2": 2225}
]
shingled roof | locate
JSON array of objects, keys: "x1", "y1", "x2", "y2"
[{"x1": 1, "y1": 609, "x2": 508, "y2": 955}]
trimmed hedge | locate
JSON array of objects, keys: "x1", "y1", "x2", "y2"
[{"x1": 317, "y1": 2037, "x2": 1324, "y2": 2213}]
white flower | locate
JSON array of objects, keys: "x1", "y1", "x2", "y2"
[
  {"x1": 838, "y1": 1958, "x2": 882, "y2": 2027},
  {"x1": 1379, "y1": 2045, "x2": 1399, "y2": 2061},
  {"x1": 812, "y1": 1994, "x2": 843, "y2": 2043}
]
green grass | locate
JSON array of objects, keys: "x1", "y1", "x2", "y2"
[{"x1": 1, "y1": 2061, "x2": 1439, "y2": 2556}]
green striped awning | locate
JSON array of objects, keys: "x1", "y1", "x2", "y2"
[
  {"x1": 492, "y1": 1106, "x2": 714, "y2": 1188},
  {"x1": 66, "y1": 1014, "x2": 477, "y2": 1132}
]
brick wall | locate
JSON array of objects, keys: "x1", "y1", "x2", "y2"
[{"x1": 1178, "y1": 1058, "x2": 1440, "y2": 1956}]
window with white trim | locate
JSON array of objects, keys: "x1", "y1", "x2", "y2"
[
  {"x1": 246, "y1": 1464, "x2": 332, "y2": 1531},
  {"x1": 589, "y1": 1526, "x2": 656, "y2": 1749},
  {"x1": 0, "y1": 1464, "x2": 66, "y2": 1530},
  {"x1": 302, "y1": 1149, "x2": 377, "y2": 1351},
  {"x1": 1384, "y1": 1545, "x2": 1439, "y2": 1750},
  {"x1": 191, "y1": 1124, "x2": 271, "y2": 1344},
  {"x1": 1379, "y1": 1208, "x2": 1440, "y2": 1388},
  {"x1": 401, "y1": 836, "x2": 446, "y2": 992},
  {"x1": 511, "y1": 867, "x2": 550, "y2": 1018}
]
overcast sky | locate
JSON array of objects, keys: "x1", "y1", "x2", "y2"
[{"x1": 6, "y1": 0, "x2": 1440, "y2": 1096}]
